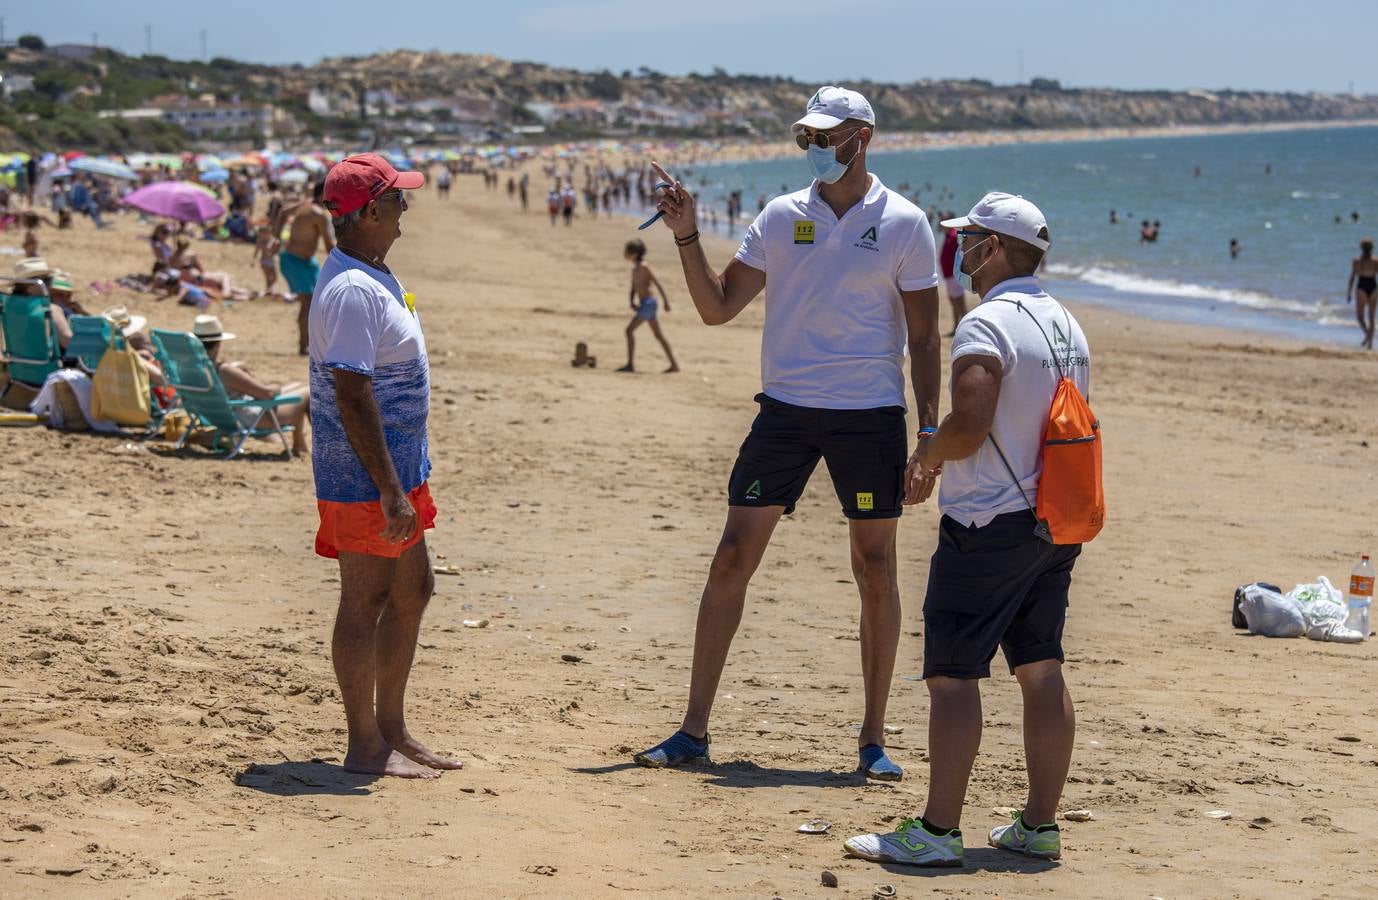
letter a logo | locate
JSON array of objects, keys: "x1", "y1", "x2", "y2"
[{"x1": 860, "y1": 225, "x2": 878, "y2": 243}]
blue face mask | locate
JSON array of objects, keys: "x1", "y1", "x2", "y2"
[
  {"x1": 954, "y1": 236, "x2": 991, "y2": 292},
  {"x1": 804, "y1": 130, "x2": 862, "y2": 184}
]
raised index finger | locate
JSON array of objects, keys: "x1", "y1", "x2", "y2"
[{"x1": 649, "y1": 160, "x2": 675, "y2": 187}]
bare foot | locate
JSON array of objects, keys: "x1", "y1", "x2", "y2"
[
  {"x1": 616, "y1": 364, "x2": 634, "y2": 373},
  {"x1": 342, "y1": 747, "x2": 441, "y2": 779},
  {"x1": 390, "y1": 735, "x2": 464, "y2": 770},
  {"x1": 664, "y1": 365, "x2": 680, "y2": 373}
]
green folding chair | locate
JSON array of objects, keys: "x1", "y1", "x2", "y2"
[
  {"x1": 65, "y1": 314, "x2": 124, "y2": 373},
  {"x1": 150, "y1": 328, "x2": 300, "y2": 460},
  {"x1": 1, "y1": 283, "x2": 61, "y2": 393}
]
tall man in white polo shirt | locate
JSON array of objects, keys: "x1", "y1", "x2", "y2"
[
  {"x1": 845, "y1": 193, "x2": 1090, "y2": 866},
  {"x1": 633, "y1": 87, "x2": 943, "y2": 780}
]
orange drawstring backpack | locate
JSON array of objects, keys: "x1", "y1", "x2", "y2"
[{"x1": 989, "y1": 300, "x2": 1104, "y2": 545}]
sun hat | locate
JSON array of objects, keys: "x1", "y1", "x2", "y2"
[
  {"x1": 100, "y1": 306, "x2": 148, "y2": 338},
  {"x1": 792, "y1": 86, "x2": 876, "y2": 132},
  {"x1": 323, "y1": 152, "x2": 425, "y2": 218},
  {"x1": 50, "y1": 270, "x2": 74, "y2": 292},
  {"x1": 941, "y1": 192, "x2": 1051, "y2": 251},
  {"x1": 14, "y1": 257, "x2": 51, "y2": 280},
  {"x1": 192, "y1": 314, "x2": 235, "y2": 342}
]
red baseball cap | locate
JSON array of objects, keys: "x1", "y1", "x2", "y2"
[{"x1": 322, "y1": 153, "x2": 425, "y2": 217}]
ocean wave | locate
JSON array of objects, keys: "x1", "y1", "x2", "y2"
[
  {"x1": 1290, "y1": 190, "x2": 1343, "y2": 200},
  {"x1": 1043, "y1": 263, "x2": 1323, "y2": 317}
]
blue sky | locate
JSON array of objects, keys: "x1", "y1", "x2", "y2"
[{"x1": 14, "y1": 0, "x2": 1375, "y2": 95}]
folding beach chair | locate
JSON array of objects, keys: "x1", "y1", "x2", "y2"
[
  {"x1": 64, "y1": 314, "x2": 124, "y2": 372},
  {"x1": 68, "y1": 315, "x2": 178, "y2": 434},
  {"x1": 150, "y1": 328, "x2": 299, "y2": 460},
  {"x1": 0, "y1": 281, "x2": 61, "y2": 401}
]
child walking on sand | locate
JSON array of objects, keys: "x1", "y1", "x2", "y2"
[
  {"x1": 252, "y1": 226, "x2": 282, "y2": 299},
  {"x1": 617, "y1": 239, "x2": 680, "y2": 373}
]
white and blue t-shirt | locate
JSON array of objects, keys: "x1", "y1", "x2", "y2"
[{"x1": 308, "y1": 248, "x2": 431, "y2": 503}]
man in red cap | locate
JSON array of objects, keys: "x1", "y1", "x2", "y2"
[{"x1": 307, "y1": 154, "x2": 453, "y2": 779}]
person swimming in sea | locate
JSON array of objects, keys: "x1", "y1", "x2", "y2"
[
  {"x1": 1348, "y1": 237, "x2": 1378, "y2": 350},
  {"x1": 617, "y1": 239, "x2": 680, "y2": 373}
]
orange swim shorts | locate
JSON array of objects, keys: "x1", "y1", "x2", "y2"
[{"x1": 315, "y1": 482, "x2": 437, "y2": 559}]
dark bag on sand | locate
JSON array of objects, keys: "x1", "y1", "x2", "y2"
[{"x1": 1234, "y1": 582, "x2": 1283, "y2": 629}]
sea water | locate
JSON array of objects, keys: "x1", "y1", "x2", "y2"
[{"x1": 682, "y1": 125, "x2": 1378, "y2": 345}]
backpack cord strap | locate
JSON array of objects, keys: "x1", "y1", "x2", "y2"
[
  {"x1": 1012, "y1": 299, "x2": 1066, "y2": 380},
  {"x1": 988, "y1": 432, "x2": 1038, "y2": 513}
]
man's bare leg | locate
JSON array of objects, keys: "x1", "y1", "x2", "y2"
[
  {"x1": 1015, "y1": 660, "x2": 1075, "y2": 826},
  {"x1": 648, "y1": 319, "x2": 680, "y2": 372},
  {"x1": 679, "y1": 506, "x2": 783, "y2": 738},
  {"x1": 920, "y1": 676, "x2": 982, "y2": 830},
  {"x1": 297, "y1": 293, "x2": 311, "y2": 355},
  {"x1": 849, "y1": 518, "x2": 901, "y2": 749},
  {"x1": 333, "y1": 550, "x2": 438, "y2": 778},
  {"x1": 374, "y1": 538, "x2": 463, "y2": 769}
]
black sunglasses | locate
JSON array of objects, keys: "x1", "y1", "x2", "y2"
[{"x1": 794, "y1": 127, "x2": 862, "y2": 151}]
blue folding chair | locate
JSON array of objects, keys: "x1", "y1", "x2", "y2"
[{"x1": 150, "y1": 328, "x2": 299, "y2": 459}]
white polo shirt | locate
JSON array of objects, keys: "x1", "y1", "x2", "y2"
[
  {"x1": 734, "y1": 175, "x2": 939, "y2": 410},
  {"x1": 938, "y1": 276, "x2": 1091, "y2": 528}
]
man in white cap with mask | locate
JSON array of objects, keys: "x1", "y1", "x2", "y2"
[
  {"x1": 634, "y1": 87, "x2": 942, "y2": 780},
  {"x1": 844, "y1": 192, "x2": 1091, "y2": 866}
]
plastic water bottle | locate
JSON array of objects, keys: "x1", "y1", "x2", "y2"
[{"x1": 1347, "y1": 554, "x2": 1375, "y2": 639}]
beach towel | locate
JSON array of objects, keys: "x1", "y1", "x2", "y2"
[{"x1": 30, "y1": 369, "x2": 119, "y2": 432}]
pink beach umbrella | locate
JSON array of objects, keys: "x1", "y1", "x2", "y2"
[{"x1": 121, "y1": 181, "x2": 227, "y2": 223}]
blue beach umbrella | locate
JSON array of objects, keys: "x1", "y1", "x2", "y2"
[{"x1": 70, "y1": 157, "x2": 139, "y2": 180}]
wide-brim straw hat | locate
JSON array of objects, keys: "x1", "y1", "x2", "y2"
[{"x1": 192, "y1": 314, "x2": 235, "y2": 342}]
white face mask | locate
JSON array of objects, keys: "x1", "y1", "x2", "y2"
[
  {"x1": 954, "y1": 236, "x2": 993, "y2": 291},
  {"x1": 804, "y1": 129, "x2": 863, "y2": 184}
]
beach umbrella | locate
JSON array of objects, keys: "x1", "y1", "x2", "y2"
[
  {"x1": 70, "y1": 157, "x2": 139, "y2": 180},
  {"x1": 120, "y1": 181, "x2": 226, "y2": 223},
  {"x1": 49, "y1": 166, "x2": 74, "y2": 180},
  {"x1": 196, "y1": 153, "x2": 225, "y2": 171},
  {"x1": 199, "y1": 168, "x2": 230, "y2": 184},
  {"x1": 278, "y1": 168, "x2": 309, "y2": 185},
  {"x1": 221, "y1": 154, "x2": 266, "y2": 170}
]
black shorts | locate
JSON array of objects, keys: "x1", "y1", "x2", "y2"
[
  {"x1": 922, "y1": 510, "x2": 1081, "y2": 679},
  {"x1": 727, "y1": 393, "x2": 906, "y2": 519}
]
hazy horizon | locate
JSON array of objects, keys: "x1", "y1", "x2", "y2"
[{"x1": 14, "y1": 1, "x2": 1375, "y2": 96}]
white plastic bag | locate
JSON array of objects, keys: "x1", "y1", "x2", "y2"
[
  {"x1": 1239, "y1": 584, "x2": 1305, "y2": 637},
  {"x1": 1289, "y1": 577, "x2": 1347, "y2": 628},
  {"x1": 1289, "y1": 577, "x2": 1363, "y2": 643}
]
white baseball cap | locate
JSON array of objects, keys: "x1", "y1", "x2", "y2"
[
  {"x1": 941, "y1": 192, "x2": 1050, "y2": 250},
  {"x1": 792, "y1": 86, "x2": 875, "y2": 132}
]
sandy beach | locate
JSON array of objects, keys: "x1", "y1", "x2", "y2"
[{"x1": 3, "y1": 169, "x2": 1378, "y2": 898}]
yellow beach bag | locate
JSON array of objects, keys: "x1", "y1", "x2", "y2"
[{"x1": 91, "y1": 332, "x2": 151, "y2": 426}]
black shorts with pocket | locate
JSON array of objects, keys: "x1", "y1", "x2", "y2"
[
  {"x1": 922, "y1": 510, "x2": 1081, "y2": 679},
  {"x1": 727, "y1": 393, "x2": 906, "y2": 519}
]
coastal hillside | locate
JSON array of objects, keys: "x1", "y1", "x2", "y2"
[
  {"x1": 319, "y1": 49, "x2": 1378, "y2": 132},
  {"x1": 3, "y1": 39, "x2": 1377, "y2": 150}
]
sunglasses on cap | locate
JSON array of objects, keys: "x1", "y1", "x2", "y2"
[{"x1": 794, "y1": 126, "x2": 863, "y2": 151}]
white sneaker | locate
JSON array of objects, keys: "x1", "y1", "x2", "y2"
[{"x1": 843, "y1": 818, "x2": 964, "y2": 867}]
